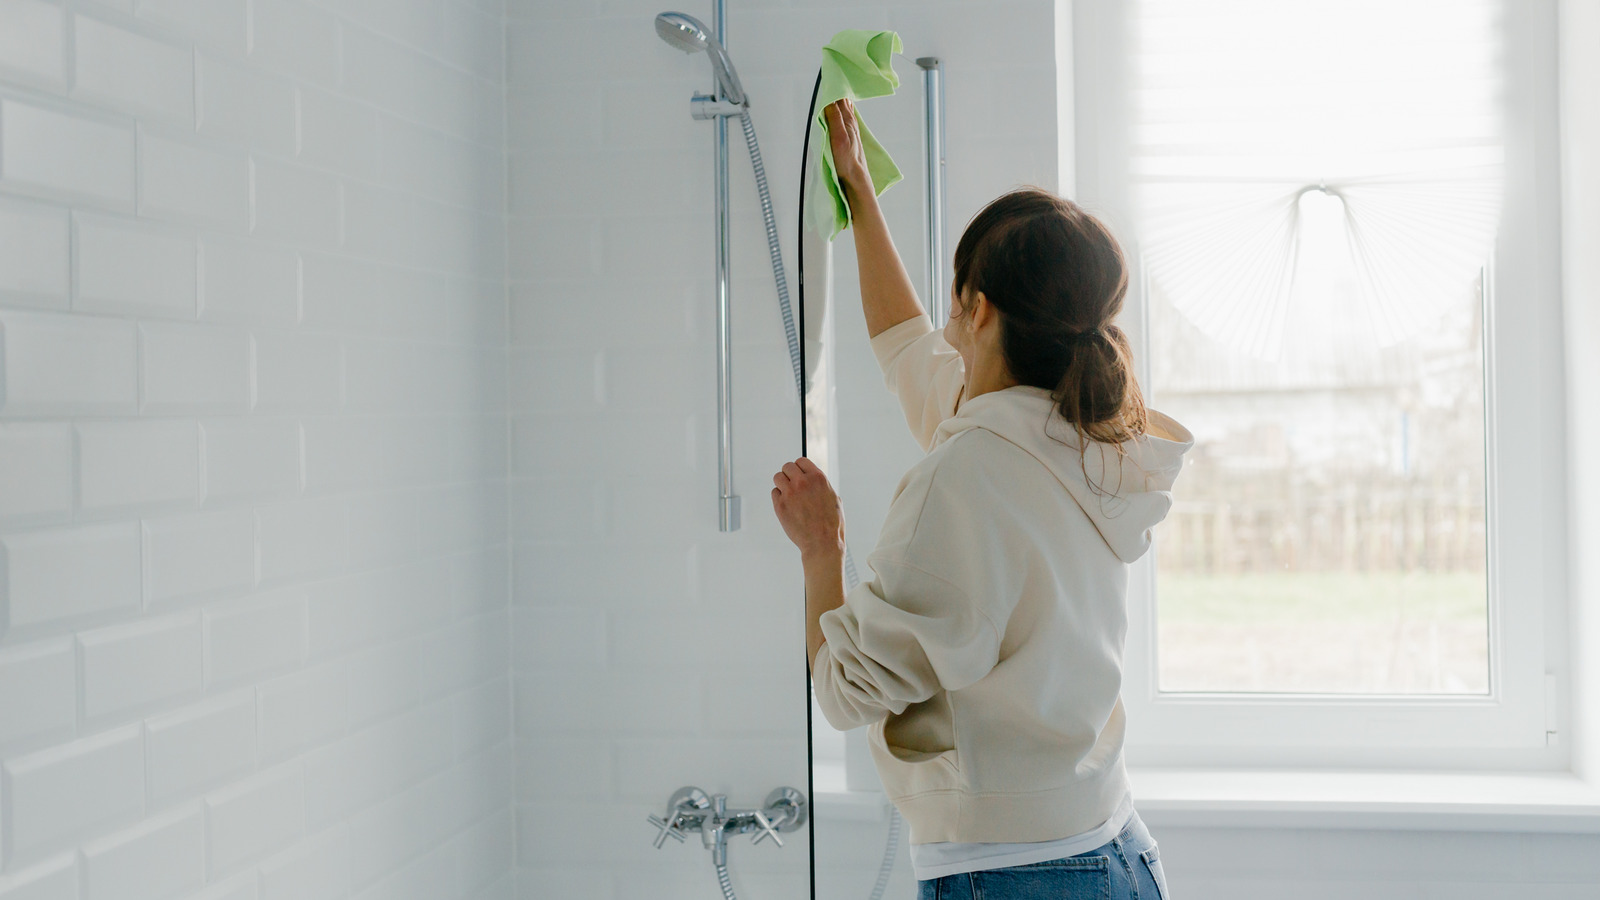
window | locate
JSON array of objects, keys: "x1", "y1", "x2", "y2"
[{"x1": 1073, "y1": 0, "x2": 1567, "y2": 762}]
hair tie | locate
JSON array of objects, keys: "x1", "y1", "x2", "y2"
[{"x1": 1065, "y1": 328, "x2": 1106, "y2": 347}]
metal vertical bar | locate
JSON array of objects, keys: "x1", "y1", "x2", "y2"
[
  {"x1": 714, "y1": 0, "x2": 739, "y2": 531},
  {"x1": 917, "y1": 57, "x2": 947, "y2": 328}
]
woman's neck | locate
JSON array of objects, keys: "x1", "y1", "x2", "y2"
[{"x1": 963, "y1": 348, "x2": 1019, "y2": 401}]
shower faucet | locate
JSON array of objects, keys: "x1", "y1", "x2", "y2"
[{"x1": 647, "y1": 786, "x2": 808, "y2": 866}]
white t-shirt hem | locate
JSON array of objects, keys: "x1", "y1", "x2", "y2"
[{"x1": 908, "y1": 793, "x2": 1136, "y2": 882}]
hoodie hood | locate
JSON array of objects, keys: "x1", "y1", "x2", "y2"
[{"x1": 930, "y1": 386, "x2": 1194, "y2": 563}]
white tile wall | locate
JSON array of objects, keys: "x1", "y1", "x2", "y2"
[
  {"x1": 8, "y1": 3, "x2": 1584, "y2": 899},
  {"x1": 72, "y1": 15, "x2": 195, "y2": 124},
  {"x1": 0, "y1": 425, "x2": 74, "y2": 527},
  {"x1": 0, "y1": 98, "x2": 136, "y2": 208},
  {"x1": 0, "y1": 201, "x2": 70, "y2": 308},
  {"x1": 0, "y1": 0, "x2": 67, "y2": 90},
  {"x1": 0, "y1": 855, "x2": 77, "y2": 900},
  {"x1": 78, "y1": 613, "x2": 203, "y2": 720},
  {"x1": 77, "y1": 420, "x2": 201, "y2": 515},
  {"x1": 0, "y1": 312, "x2": 139, "y2": 415},
  {"x1": 2, "y1": 726, "x2": 145, "y2": 865},
  {"x1": 145, "y1": 695, "x2": 257, "y2": 804},
  {"x1": 74, "y1": 214, "x2": 199, "y2": 318},
  {"x1": 80, "y1": 805, "x2": 206, "y2": 900},
  {"x1": 0, "y1": 1, "x2": 510, "y2": 898}
]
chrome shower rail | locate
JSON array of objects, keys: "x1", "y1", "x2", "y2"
[{"x1": 917, "y1": 57, "x2": 948, "y2": 328}]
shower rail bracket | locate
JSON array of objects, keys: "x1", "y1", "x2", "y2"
[
  {"x1": 647, "y1": 786, "x2": 808, "y2": 866},
  {"x1": 691, "y1": 93, "x2": 747, "y2": 119}
]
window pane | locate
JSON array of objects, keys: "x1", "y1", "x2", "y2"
[{"x1": 1135, "y1": 0, "x2": 1501, "y2": 694}]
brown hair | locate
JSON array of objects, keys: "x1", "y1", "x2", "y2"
[{"x1": 952, "y1": 188, "x2": 1148, "y2": 451}]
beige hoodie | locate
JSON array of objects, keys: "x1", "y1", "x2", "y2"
[{"x1": 812, "y1": 316, "x2": 1193, "y2": 845}]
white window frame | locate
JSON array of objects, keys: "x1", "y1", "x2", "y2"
[{"x1": 1069, "y1": 0, "x2": 1570, "y2": 768}]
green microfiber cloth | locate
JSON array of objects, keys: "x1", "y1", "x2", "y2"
[{"x1": 810, "y1": 29, "x2": 904, "y2": 240}]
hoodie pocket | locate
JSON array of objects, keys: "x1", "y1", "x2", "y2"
[{"x1": 883, "y1": 692, "x2": 958, "y2": 773}]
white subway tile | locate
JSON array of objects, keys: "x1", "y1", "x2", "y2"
[
  {"x1": 1, "y1": 727, "x2": 144, "y2": 865},
  {"x1": 1, "y1": 523, "x2": 142, "y2": 630},
  {"x1": 0, "y1": 201, "x2": 69, "y2": 309},
  {"x1": 340, "y1": 337, "x2": 425, "y2": 413},
  {"x1": 138, "y1": 130, "x2": 252, "y2": 229},
  {"x1": 0, "y1": 642, "x2": 75, "y2": 748},
  {"x1": 346, "y1": 492, "x2": 418, "y2": 569},
  {"x1": 327, "y1": 0, "x2": 440, "y2": 55},
  {"x1": 0, "y1": 0, "x2": 66, "y2": 88},
  {"x1": 74, "y1": 214, "x2": 197, "y2": 318},
  {"x1": 514, "y1": 671, "x2": 702, "y2": 737},
  {"x1": 199, "y1": 236, "x2": 300, "y2": 325},
  {"x1": 254, "y1": 332, "x2": 342, "y2": 411},
  {"x1": 78, "y1": 614, "x2": 203, "y2": 720},
  {"x1": 450, "y1": 544, "x2": 509, "y2": 617},
  {"x1": 513, "y1": 606, "x2": 604, "y2": 671},
  {"x1": 302, "y1": 416, "x2": 385, "y2": 494},
  {"x1": 146, "y1": 695, "x2": 256, "y2": 805},
  {"x1": 297, "y1": 85, "x2": 379, "y2": 177},
  {"x1": 451, "y1": 676, "x2": 510, "y2": 760},
  {"x1": 205, "y1": 590, "x2": 305, "y2": 686},
  {"x1": 143, "y1": 509, "x2": 256, "y2": 604},
  {"x1": 453, "y1": 809, "x2": 514, "y2": 897},
  {"x1": 379, "y1": 116, "x2": 493, "y2": 210},
  {"x1": 137, "y1": 0, "x2": 248, "y2": 54},
  {"x1": 0, "y1": 312, "x2": 137, "y2": 416},
  {"x1": 303, "y1": 571, "x2": 378, "y2": 660},
  {"x1": 73, "y1": 15, "x2": 194, "y2": 124},
  {"x1": 180, "y1": 874, "x2": 256, "y2": 900},
  {"x1": 81, "y1": 805, "x2": 204, "y2": 900},
  {"x1": 255, "y1": 497, "x2": 348, "y2": 583},
  {"x1": 435, "y1": 4, "x2": 503, "y2": 82},
  {"x1": 251, "y1": 159, "x2": 342, "y2": 246},
  {"x1": 348, "y1": 838, "x2": 452, "y2": 900},
  {"x1": 420, "y1": 611, "x2": 508, "y2": 698},
  {"x1": 340, "y1": 25, "x2": 467, "y2": 137},
  {"x1": 0, "y1": 99, "x2": 135, "y2": 208},
  {"x1": 205, "y1": 766, "x2": 305, "y2": 876},
  {"x1": 201, "y1": 418, "x2": 302, "y2": 503},
  {"x1": 258, "y1": 827, "x2": 350, "y2": 900},
  {"x1": 301, "y1": 704, "x2": 451, "y2": 828},
  {"x1": 515, "y1": 738, "x2": 609, "y2": 801},
  {"x1": 344, "y1": 640, "x2": 420, "y2": 728},
  {"x1": 256, "y1": 663, "x2": 347, "y2": 763},
  {"x1": 0, "y1": 855, "x2": 77, "y2": 900},
  {"x1": 339, "y1": 182, "x2": 414, "y2": 265},
  {"x1": 0, "y1": 424, "x2": 72, "y2": 527},
  {"x1": 196, "y1": 54, "x2": 296, "y2": 155},
  {"x1": 139, "y1": 322, "x2": 251, "y2": 413},
  {"x1": 77, "y1": 420, "x2": 201, "y2": 515},
  {"x1": 347, "y1": 778, "x2": 460, "y2": 883},
  {"x1": 250, "y1": 0, "x2": 339, "y2": 86}
]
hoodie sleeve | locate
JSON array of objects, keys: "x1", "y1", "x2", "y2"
[
  {"x1": 811, "y1": 442, "x2": 1014, "y2": 731},
  {"x1": 869, "y1": 315, "x2": 966, "y2": 452}
]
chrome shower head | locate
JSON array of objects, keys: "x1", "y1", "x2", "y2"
[{"x1": 654, "y1": 11, "x2": 746, "y2": 106}]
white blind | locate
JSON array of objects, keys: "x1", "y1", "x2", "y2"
[{"x1": 1131, "y1": 0, "x2": 1504, "y2": 360}]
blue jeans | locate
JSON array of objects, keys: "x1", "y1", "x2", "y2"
[{"x1": 916, "y1": 813, "x2": 1170, "y2": 900}]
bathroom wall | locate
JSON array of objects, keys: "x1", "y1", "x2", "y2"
[
  {"x1": 0, "y1": 2, "x2": 512, "y2": 899},
  {"x1": 503, "y1": 0, "x2": 1062, "y2": 897}
]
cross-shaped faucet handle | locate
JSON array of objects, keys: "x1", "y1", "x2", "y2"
[
  {"x1": 647, "y1": 812, "x2": 687, "y2": 848},
  {"x1": 749, "y1": 809, "x2": 784, "y2": 848}
]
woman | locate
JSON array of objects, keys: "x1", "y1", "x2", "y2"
[{"x1": 771, "y1": 99, "x2": 1193, "y2": 899}]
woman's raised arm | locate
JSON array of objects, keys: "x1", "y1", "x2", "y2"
[{"x1": 826, "y1": 99, "x2": 926, "y2": 338}]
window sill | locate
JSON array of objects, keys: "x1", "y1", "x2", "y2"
[
  {"x1": 811, "y1": 766, "x2": 1600, "y2": 831},
  {"x1": 1131, "y1": 767, "x2": 1600, "y2": 833}
]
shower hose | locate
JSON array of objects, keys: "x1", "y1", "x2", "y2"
[{"x1": 715, "y1": 87, "x2": 901, "y2": 900}]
